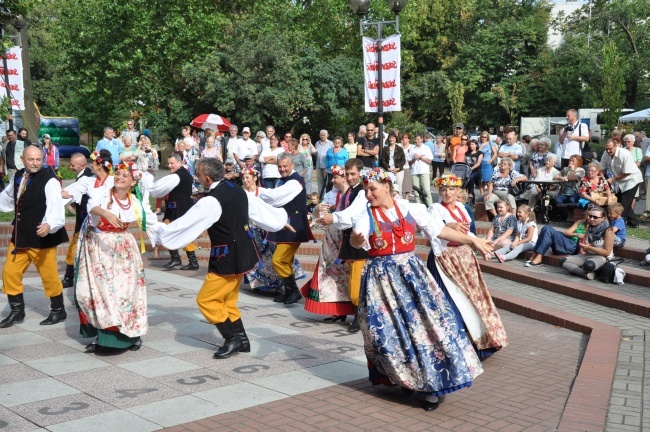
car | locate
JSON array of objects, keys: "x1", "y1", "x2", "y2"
[
  {"x1": 58, "y1": 145, "x2": 90, "y2": 158},
  {"x1": 425, "y1": 127, "x2": 444, "y2": 137}
]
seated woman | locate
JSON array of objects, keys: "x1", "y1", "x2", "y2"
[
  {"x1": 578, "y1": 162, "x2": 615, "y2": 208},
  {"x1": 561, "y1": 205, "x2": 614, "y2": 280},
  {"x1": 527, "y1": 137, "x2": 551, "y2": 178},
  {"x1": 524, "y1": 217, "x2": 588, "y2": 267},
  {"x1": 482, "y1": 157, "x2": 527, "y2": 217},
  {"x1": 553, "y1": 155, "x2": 585, "y2": 206},
  {"x1": 521, "y1": 153, "x2": 559, "y2": 209}
]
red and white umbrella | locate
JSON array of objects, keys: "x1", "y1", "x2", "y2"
[{"x1": 190, "y1": 114, "x2": 232, "y2": 132}]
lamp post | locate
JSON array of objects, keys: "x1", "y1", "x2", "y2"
[{"x1": 350, "y1": 0, "x2": 406, "y2": 164}]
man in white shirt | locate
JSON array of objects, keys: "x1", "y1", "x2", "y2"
[
  {"x1": 600, "y1": 140, "x2": 643, "y2": 227},
  {"x1": 234, "y1": 127, "x2": 258, "y2": 169},
  {"x1": 497, "y1": 131, "x2": 524, "y2": 172},
  {"x1": 559, "y1": 109, "x2": 589, "y2": 168},
  {"x1": 222, "y1": 125, "x2": 241, "y2": 162},
  {"x1": 260, "y1": 125, "x2": 275, "y2": 152},
  {"x1": 315, "y1": 130, "x2": 333, "y2": 196},
  {"x1": 409, "y1": 133, "x2": 434, "y2": 206}
]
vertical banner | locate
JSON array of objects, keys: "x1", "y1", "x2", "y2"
[
  {"x1": 0, "y1": 47, "x2": 24, "y2": 110},
  {"x1": 363, "y1": 34, "x2": 401, "y2": 113}
]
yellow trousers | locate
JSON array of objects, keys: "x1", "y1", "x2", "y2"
[
  {"x1": 2, "y1": 243, "x2": 63, "y2": 297},
  {"x1": 196, "y1": 273, "x2": 243, "y2": 324},
  {"x1": 348, "y1": 260, "x2": 365, "y2": 306},
  {"x1": 66, "y1": 232, "x2": 80, "y2": 266},
  {"x1": 164, "y1": 219, "x2": 196, "y2": 252},
  {"x1": 272, "y1": 243, "x2": 300, "y2": 278}
]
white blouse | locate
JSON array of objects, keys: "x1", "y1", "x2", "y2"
[{"x1": 429, "y1": 203, "x2": 475, "y2": 256}]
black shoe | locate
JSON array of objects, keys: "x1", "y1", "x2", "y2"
[
  {"x1": 0, "y1": 294, "x2": 25, "y2": 328},
  {"x1": 40, "y1": 293, "x2": 67, "y2": 325},
  {"x1": 179, "y1": 251, "x2": 199, "y2": 270},
  {"x1": 130, "y1": 339, "x2": 142, "y2": 351},
  {"x1": 282, "y1": 275, "x2": 302, "y2": 305},
  {"x1": 85, "y1": 339, "x2": 98, "y2": 353},
  {"x1": 273, "y1": 287, "x2": 287, "y2": 302},
  {"x1": 422, "y1": 399, "x2": 440, "y2": 412},
  {"x1": 213, "y1": 318, "x2": 243, "y2": 359},
  {"x1": 162, "y1": 250, "x2": 182, "y2": 269},
  {"x1": 232, "y1": 318, "x2": 251, "y2": 353},
  {"x1": 348, "y1": 314, "x2": 360, "y2": 333},
  {"x1": 324, "y1": 315, "x2": 347, "y2": 323},
  {"x1": 61, "y1": 264, "x2": 75, "y2": 288}
]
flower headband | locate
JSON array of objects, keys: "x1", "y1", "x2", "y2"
[
  {"x1": 433, "y1": 174, "x2": 463, "y2": 188},
  {"x1": 331, "y1": 165, "x2": 345, "y2": 177},
  {"x1": 114, "y1": 161, "x2": 143, "y2": 181},
  {"x1": 361, "y1": 168, "x2": 396, "y2": 184},
  {"x1": 90, "y1": 151, "x2": 113, "y2": 169},
  {"x1": 242, "y1": 167, "x2": 260, "y2": 177}
]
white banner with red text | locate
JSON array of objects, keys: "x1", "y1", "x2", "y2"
[
  {"x1": 0, "y1": 47, "x2": 24, "y2": 110},
  {"x1": 363, "y1": 34, "x2": 401, "y2": 113}
]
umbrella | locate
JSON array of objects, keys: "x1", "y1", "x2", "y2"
[
  {"x1": 190, "y1": 114, "x2": 232, "y2": 132},
  {"x1": 619, "y1": 108, "x2": 650, "y2": 122}
]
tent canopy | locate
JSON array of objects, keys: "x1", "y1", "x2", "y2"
[{"x1": 619, "y1": 108, "x2": 650, "y2": 122}]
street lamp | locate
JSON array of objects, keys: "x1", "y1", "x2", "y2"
[{"x1": 350, "y1": 0, "x2": 406, "y2": 163}]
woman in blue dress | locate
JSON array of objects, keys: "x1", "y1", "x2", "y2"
[
  {"x1": 478, "y1": 131, "x2": 498, "y2": 193},
  {"x1": 350, "y1": 169, "x2": 492, "y2": 411}
]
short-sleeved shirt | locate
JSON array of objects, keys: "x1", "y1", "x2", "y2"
[
  {"x1": 492, "y1": 214, "x2": 517, "y2": 241},
  {"x1": 529, "y1": 151, "x2": 547, "y2": 169},
  {"x1": 290, "y1": 151, "x2": 307, "y2": 175},
  {"x1": 236, "y1": 139, "x2": 258, "y2": 161},
  {"x1": 610, "y1": 217, "x2": 626, "y2": 244},
  {"x1": 358, "y1": 136, "x2": 379, "y2": 168},
  {"x1": 499, "y1": 143, "x2": 524, "y2": 171},
  {"x1": 516, "y1": 220, "x2": 538, "y2": 244},
  {"x1": 490, "y1": 170, "x2": 524, "y2": 191},
  {"x1": 409, "y1": 145, "x2": 433, "y2": 175},
  {"x1": 599, "y1": 147, "x2": 644, "y2": 192},
  {"x1": 315, "y1": 140, "x2": 333, "y2": 169},
  {"x1": 96, "y1": 138, "x2": 124, "y2": 165}
]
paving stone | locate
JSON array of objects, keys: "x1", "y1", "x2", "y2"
[
  {"x1": 117, "y1": 356, "x2": 202, "y2": 378},
  {"x1": 9, "y1": 393, "x2": 116, "y2": 427},
  {"x1": 0, "y1": 405, "x2": 43, "y2": 432},
  {"x1": 46, "y1": 409, "x2": 161, "y2": 432},
  {"x1": 25, "y1": 353, "x2": 110, "y2": 376},
  {"x1": 0, "y1": 378, "x2": 80, "y2": 407},
  {"x1": 126, "y1": 395, "x2": 225, "y2": 427}
]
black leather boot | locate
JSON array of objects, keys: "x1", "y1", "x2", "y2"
[
  {"x1": 40, "y1": 293, "x2": 67, "y2": 325},
  {"x1": 273, "y1": 286, "x2": 287, "y2": 302},
  {"x1": 232, "y1": 318, "x2": 251, "y2": 353},
  {"x1": 213, "y1": 318, "x2": 243, "y2": 359},
  {"x1": 163, "y1": 250, "x2": 182, "y2": 269},
  {"x1": 179, "y1": 251, "x2": 199, "y2": 271},
  {"x1": 348, "y1": 306, "x2": 360, "y2": 333},
  {"x1": 283, "y1": 275, "x2": 302, "y2": 305},
  {"x1": 0, "y1": 294, "x2": 25, "y2": 328},
  {"x1": 61, "y1": 264, "x2": 75, "y2": 288}
]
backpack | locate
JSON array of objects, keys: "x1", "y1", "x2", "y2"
[{"x1": 597, "y1": 258, "x2": 624, "y2": 284}]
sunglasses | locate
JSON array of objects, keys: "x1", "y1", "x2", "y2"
[
  {"x1": 461, "y1": 138, "x2": 468, "y2": 141},
  {"x1": 586, "y1": 214, "x2": 603, "y2": 220}
]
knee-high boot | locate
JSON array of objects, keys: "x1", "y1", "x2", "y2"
[
  {"x1": 283, "y1": 274, "x2": 302, "y2": 305},
  {"x1": 61, "y1": 264, "x2": 75, "y2": 288},
  {"x1": 40, "y1": 293, "x2": 67, "y2": 325},
  {"x1": 0, "y1": 294, "x2": 25, "y2": 328},
  {"x1": 213, "y1": 318, "x2": 243, "y2": 359},
  {"x1": 179, "y1": 251, "x2": 199, "y2": 271},
  {"x1": 163, "y1": 250, "x2": 182, "y2": 269},
  {"x1": 231, "y1": 318, "x2": 251, "y2": 352}
]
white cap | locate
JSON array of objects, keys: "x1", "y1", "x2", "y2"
[{"x1": 242, "y1": 127, "x2": 251, "y2": 133}]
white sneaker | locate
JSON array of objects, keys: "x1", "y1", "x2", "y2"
[
  {"x1": 496, "y1": 253, "x2": 506, "y2": 263},
  {"x1": 585, "y1": 272, "x2": 596, "y2": 280}
]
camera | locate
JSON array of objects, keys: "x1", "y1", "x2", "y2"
[
  {"x1": 563, "y1": 124, "x2": 574, "y2": 133},
  {"x1": 145, "y1": 149, "x2": 152, "y2": 153}
]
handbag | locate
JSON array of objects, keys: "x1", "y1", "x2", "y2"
[
  {"x1": 589, "y1": 191, "x2": 617, "y2": 206},
  {"x1": 596, "y1": 258, "x2": 624, "y2": 284}
]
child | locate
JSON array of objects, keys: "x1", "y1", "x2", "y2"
[
  {"x1": 307, "y1": 192, "x2": 321, "y2": 215},
  {"x1": 457, "y1": 189, "x2": 477, "y2": 236},
  {"x1": 486, "y1": 200, "x2": 517, "y2": 251},
  {"x1": 608, "y1": 203, "x2": 626, "y2": 248},
  {"x1": 494, "y1": 204, "x2": 538, "y2": 262}
]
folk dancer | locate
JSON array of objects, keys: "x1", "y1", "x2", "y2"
[
  {"x1": 0, "y1": 146, "x2": 69, "y2": 327},
  {"x1": 149, "y1": 152, "x2": 198, "y2": 270},
  {"x1": 428, "y1": 175, "x2": 508, "y2": 358},
  {"x1": 316, "y1": 158, "x2": 368, "y2": 332},
  {"x1": 75, "y1": 161, "x2": 160, "y2": 351},
  {"x1": 349, "y1": 168, "x2": 492, "y2": 410},
  {"x1": 156, "y1": 158, "x2": 290, "y2": 358},
  {"x1": 257, "y1": 153, "x2": 313, "y2": 305}
]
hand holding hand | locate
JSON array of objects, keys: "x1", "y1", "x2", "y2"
[
  {"x1": 36, "y1": 223, "x2": 51, "y2": 237},
  {"x1": 350, "y1": 230, "x2": 365, "y2": 249}
]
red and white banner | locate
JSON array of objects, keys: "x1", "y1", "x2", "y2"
[
  {"x1": 363, "y1": 34, "x2": 401, "y2": 113},
  {"x1": 0, "y1": 47, "x2": 24, "y2": 110}
]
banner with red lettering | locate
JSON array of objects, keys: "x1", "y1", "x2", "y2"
[
  {"x1": 0, "y1": 47, "x2": 24, "y2": 110},
  {"x1": 363, "y1": 34, "x2": 401, "y2": 113}
]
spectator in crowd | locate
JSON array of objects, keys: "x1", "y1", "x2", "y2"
[
  {"x1": 483, "y1": 157, "x2": 527, "y2": 217},
  {"x1": 486, "y1": 200, "x2": 516, "y2": 250},
  {"x1": 465, "y1": 138, "x2": 483, "y2": 202},
  {"x1": 399, "y1": 132, "x2": 414, "y2": 199},
  {"x1": 498, "y1": 131, "x2": 524, "y2": 172},
  {"x1": 553, "y1": 155, "x2": 585, "y2": 206},
  {"x1": 281, "y1": 132, "x2": 292, "y2": 152},
  {"x1": 423, "y1": 131, "x2": 436, "y2": 162},
  {"x1": 493, "y1": 204, "x2": 537, "y2": 263},
  {"x1": 134, "y1": 135, "x2": 160, "y2": 177},
  {"x1": 522, "y1": 153, "x2": 559, "y2": 209},
  {"x1": 261, "y1": 125, "x2": 275, "y2": 151},
  {"x1": 479, "y1": 131, "x2": 498, "y2": 193},
  {"x1": 449, "y1": 123, "x2": 464, "y2": 165},
  {"x1": 223, "y1": 158, "x2": 242, "y2": 186},
  {"x1": 409, "y1": 133, "x2": 433, "y2": 206},
  {"x1": 432, "y1": 134, "x2": 447, "y2": 180},
  {"x1": 561, "y1": 205, "x2": 614, "y2": 280},
  {"x1": 315, "y1": 130, "x2": 333, "y2": 195},
  {"x1": 324, "y1": 136, "x2": 349, "y2": 192},
  {"x1": 528, "y1": 137, "x2": 551, "y2": 178},
  {"x1": 255, "y1": 130, "x2": 265, "y2": 154},
  {"x1": 607, "y1": 202, "x2": 626, "y2": 247},
  {"x1": 452, "y1": 134, "x2": 469, "y2": 164},
  {"x1": 357, "y1": 123, "x2": 379, "y2": 168},
  {"x1": 524, "y1": 217, "x2": 588, "y2": 267},
  {"x1": 642, "y1": 142, "x2": 650, "y2": 220},
  {"x1": 623, "y1": 134, "x2": 644, "y2": 210},
  {"x1": 344, "y1": 132, "x2": 358, "y2": 159},
  {"x1": 578, "y1": 162, "x2": 614, "y2": 207},
  {"x1": 288, "y1": 138, "x2": 308, "y2": 185},
  {"x1": 221, "y1": 125, "x2": 241, "y2": 162},
  {"x1": 121, "y1": 120, "x2": 139, "y2": 145},
  {"x1": 600, "y1": 138, "x2": 644, "y2": 228},
  {"x1": 17, "y1": 128, "x2": 33, "y2": 147},
  {"x1": 120, "y1": 135, "x2": 137, "y2": 163},
  {"x1": 381, "y1": 132, "x2": 406, "y2": 194},
  {"x1": 520, "y1": 135, "x2": 533, "y2": 176},
  {"x1": 356, "y1": 124, "x2": 366, "y2": 142},
  {"x1": 298, "y1": 133, "x2": 316, "y2": 194},
  {"x1": 559, "y1": 109, "x2": 589, "y2": 168},
  {"x1": 260, "y1": 134, "x2": 283, "y2": 189},
  {"x1": 234, "y1": 127, "x2": 258, "y2": 169},
  {"x1": 96, "y1": 126, "x2": 123, "y2": 165},
  {"x1": 201, "y1": 135, "x2": 221, "y2": 160},
  {"x1": 41, "y1": 134, "x2": 60, "y2": 175},
  {"x1": 191, "y1": 128, "x2": 205, "y2": 151}
]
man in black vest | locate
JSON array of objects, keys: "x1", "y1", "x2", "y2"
[
  {"x1": 0, "y1": 146, "x2": 69, "y2": 327},
  {"x1": 149, "y1": 152, "x2": 198, "y2": 270},
  {"x1": 61, "y1": 152, "x2": 94, "y2": 288},
  {"x1": 258, "y1": 153, "x2": 310, "y2": 305},
  {"x1": 156, "y1": 158, "x2": 289, "y2": 358},
  {"x1": 318, "y1": 158, "x2": 368, "y2": 332}
]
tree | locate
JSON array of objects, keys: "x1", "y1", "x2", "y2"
[{"x1": 600, "y1": 40, "x2": 625, "y2": 130}]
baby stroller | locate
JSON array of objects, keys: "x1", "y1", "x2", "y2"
[{"x1": 450, "y1": 162, "x2": 473, "y2": 203}]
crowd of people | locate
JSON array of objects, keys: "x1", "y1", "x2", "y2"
[{"x1": 0, "y1": 110, "x2": 647, "y2": 411}]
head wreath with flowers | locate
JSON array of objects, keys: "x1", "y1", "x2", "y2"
[
  {"x1": 330, "y1": 165, "x2": 346, "y2": 178},
  {"x1": 361, "y1": 168, "x2": 396, "y2": 184},
  {"x1": 115, "y1": 161, "x2": 143, "y2": 181},
  {"x1": 433, "y1": 174, "x2": 463, "y2": 188},
  {"x1": 90, "y1": 150, "x2": 113, "y2": 170},
  {"x1": 242, "y1": 167, "x2": 260, "y2": 178}
]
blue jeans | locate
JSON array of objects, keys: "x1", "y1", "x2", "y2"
[
  {"x1": 263, "y1": 178, "x2": 279, "y2": 189},
  {"x1": 533, "y1": 226, "x2": 578, "y2": 256},
  {"x1": 554, "y1": 193, "x2": 579, "y2": 205}
]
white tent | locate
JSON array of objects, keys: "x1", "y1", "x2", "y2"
[{"x1": 619, "y1": 108, "x2": 650, "y2": 122}]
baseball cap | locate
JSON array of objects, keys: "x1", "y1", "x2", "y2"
[
  {"x1": 242, "y1": 127, "x2": 251, "y2": 133},
  {"x1": 42, "y1": 134, "x2": 51, "y2": 139},
  {"x1": 243, "y1": 154, "x2": 253, "y2": 160},
  {"x1": 225, "y1": 158, "x2": 235, "y2": 164},
  {"x1": 455, "y1": 123, "x2": 464, "y2": 129}
]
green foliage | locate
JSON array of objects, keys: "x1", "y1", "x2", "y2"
[
  {"x1": 57, "y1": 164, "x2": 78, "y2": 180},
  {"x1": 601, "y1": 40, "x2": 626, "y2": 130}
]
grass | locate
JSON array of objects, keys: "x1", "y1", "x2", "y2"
[
  {"x1": 628, "y1": 226, "x2": 650, "y2": 241},
  {"x1": 0, "y1": 212, "x2": 14, "y2": 222}
]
